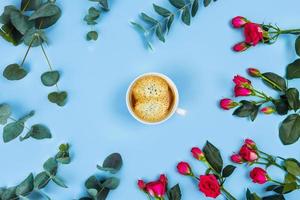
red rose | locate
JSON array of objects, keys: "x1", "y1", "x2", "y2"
[
  {"x1": 138, "y1": 174, "x2": 168, "y2": 198},
  {"x1": 177, "y1": 162, "x2": 193, "y2": 176},
  {"x1": 234, "y1": 86, "x2": 252, "y2": 97},
  {"x1": 220, "y1": 98, "x2": 239, "y2": 110},
  {"x1": 232, "y1": 16, "x2": 248, "y2": 28},
  {"x1": 191, "y1": 147, "x2": 205, "y2": 161},
  {"x1": 239, "y1": 144, "x2": 258, "y2": 162},
  {"x1": 231, "y1": 154, "x2": 243, "y2": 164},
  {"x1": 233, "y1": 42, "x2": 250, "y2": 52},
  {"x1": 244, "y1": 139, "x2": 256, "y2": 149},
  {"x1": 233, "y1": 75, "x2": 251, "y2": 86},
  {"x1": 250, "y1": 167, "x2": 269, "y2": 184},
  {"x1": 244, "y1": 22, "x2": 264, "y2": 46},
  {"x1": 247, "y1": 68, "x2": 261, "y2": 77},
  {"x1": 198, "y1": 175, "x2": 221, "y2": 198}
]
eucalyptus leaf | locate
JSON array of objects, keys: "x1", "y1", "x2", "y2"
[
  {"x1": 181, "y1": 7, "x2": 191, "y2": 26},
  {"x1": 21, "y1": 0, "x2": 42, "y2": 11},
  {"x1": 155, "y1": 24, "x2": 165, "y2": 42},
  {"x1": 3, "y1": 64, "x2": 28, "y2": 81},
  {"x1": 203, "y1": 141, "x2": 223, "y2": 173},
  {"x1": 204, "y1": 0, "x2": 212, "y2": 7},
  {"x1": 34, "y1": 9, "x2": 61, "y2": 29},
  {"x1": 48, "y1": 91, "x2": 68, "y2": 106},
  {"x1": 153, "y1": 4, "x2": 172, "y2": 17},
  {"x1": 21, "y1": 124, "x2": 52, "y2": 141},
  {"x1": 130, "y1": 22, "x2": 147, "y2": 34},
  {"x1": 97, "y1": 153, "x2": 123, "y2": 174},
  {"x1": 86, "y1": 31, "x2": 98, "y2": 41},
  {"x1": 169, "y1": 0, "x2": 185, "y2": 9},
  {"x1": 279, "y1": 114, "x2": 300, "y2": 145},
  {"x1": 87, "y1": 188, "x2": 98, "y2": 197},
  {"x1": 166, "y1": 15, "x2": 174, "y2": 33},
  {"x1": 52, "y1": 176, "x2": 67, "y2": 188},
  {"x1": 167, "y1": 184, "x2": 181, "y2": 200},
  {"x1": 0, "y1": 103, "x2": 11, "y2": 125},
  {"x1": 43, "y1": 157, "x2": 58, "y2": 175},
  {"x1": 191, "y1": 0, "x2": 199, "y2": 17},
  {"x1": 295, "y1": 36, "x2": 300, "y2": 57},
  {"x1": 34, "y1": 171, "x2": 50, "y2": 189},
  {"x1": 0, "y1": 5, "x2": 18, "y2": 24},
  {"x1": 99, "y1": 0, "x2": 109, "y2": 10},
  {"x1": 0, "y1": 23, "x2": 23, "y2": 46},
  {"x1": 23, "y1": 27, "x2": 47, "y2": 47},
  {"x1": 102, "y1": 177, "x2": 120, "y2": 190},
  {"x1": 3, "y1": 121, "x2": 25, "y2": 143},
  {"x1": 85, "y1": 176, "x2": 101, "y2": 190},
  {"x1": 41, "y1": 71, "x2": 60, "y2": 86},
  {"x1": 262, "y1": 72, "x2": 287, "y2": 92},
  {"x1": 1, "y1": 187, "x2": 17, "y2": 200},
  {"x1": 10, "y1": 10, "x2": 34, "y2": 35},
  {"x1": 141, "y1": 13, "x2": 158, "y2": 25},
  {"x1": 29, "y1": 3, "x2": 61, "y2": 20},
  {"x1": 286, "y1": 59, "x2": 300, "y2": 80},
  {"x1": 16, "y1": 173, "x2": 34, "y2": 196}
]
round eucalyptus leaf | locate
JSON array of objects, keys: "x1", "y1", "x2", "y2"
[
  {"x1": 0, "y1": 5, "x2": 18, "y2": 24},
  {"x1": 97, "y1": 153, "x2": 123, "y2": 174},
  {"x1": 41, "y1": 71, "x2": 60, "y2": 86},
  {"x1": 21, "y1": 0, "x2": 42, "y2": 11},
  {"x1": 102, "y1": 177, "x2": 120, "y2": 190},
  {"x1": 1, "y1": 187, "x2": 17, "y2": 200},
  {"x1": 52, "y1": 176, "x2": 67, "y2": 188},
  {"x1": 43, "y1": 157, "x2": 58, "y2": 175},
  {"x1": 85, "y1": 176, "x2": 101, "y2": 190},
  {"x1": 28, "y1": 124, "x2": 52, "y2": 140},
  {"x1": 3, "y1": 121, "x2": 25, "y2": 143},
  {"x1": 3, "y1": 64, "x2": 28, "y2": 80},
  {"x1": 34, "y1": 8, "x2": 61, "y2": 29},
  {"x1": 48, "y1": 91, "x2": 68, "y2": 106},
  {"x1": 0, "y1": 103, "x2": 11, "y2": 125},
  {"x1": 24, "y1": 27, "x2": 47, "y2": 47},
  {"x1": 34, "y1": 171, "x2": 50, "y2": 189},
  {"x1": 29, "y1": 3, "x2": 61, "y2": 20},
  {"x1": 10, "y1": 10, "x2": 34, "y2": 35},
  {"x1": 16, "y1": 173, "x2": 34, "y2": 196},
  {"x1": 86, "y1": 31, "x2": 98, "y2": 41}
]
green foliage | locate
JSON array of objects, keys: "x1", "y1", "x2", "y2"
[
  {"x1": 3, "y1": 64, "x2": 28, "y2": 80},
  {"x1": 0, "y1": 144, "x2": 71, "y2": 199},
  {"x1": 167, "y1": 184, "x2": 182, "y2": 200},
  {"x1": 79, "y1": 153, "x2": 123, "y2": 200},
  {"x1": 0, "y1": 105, "x2": 52, "y2": 143},
  {"x1": 41, "y1": 71, "x2": 60, "y2": 86},
  {"x1": 203, "y1": 141, "x2": 223, "y2": 173},
  {"x1": 132, "y1": 0, "x2": 216, "y2": 48},
  {"x1": 48, "y1": 91, "x2": 68, "y2": 107},
  {"x1": 85, "y1": 0, "x2": 111, "y2": 41},
  {"x1": 286, "y1": 59, "x2": 300, "y2": 80},
  {"x1": 55, "y1": 143, "x2": 71, "y2": 164},
  {"x1": 233, "y1": 100, "x2": 259, "y2": 121},
  {"x1": 279, "y1": 114, "x2": 300, "y2": 145}
]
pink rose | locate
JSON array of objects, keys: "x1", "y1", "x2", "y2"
[
  {"x1": 232, "y1": 16, "x2": 248, "y2": 28},
  {"x1": 250, "y1": 167, "x2": 269, "y2": 184},
  {"x1": 138, "y1": 180, "x2": 146, "y2": 189},
  {"x1": 247, "y1": 68, "x2": 261, "y2": 77},
  {"x1": 239, "y1": 144, "x2": 258, "y2": 162},
  {"x1": 220, "y1": 99, "x2": 239, "y2": 110},
  {"x1": 177, "y1": 162, "x2": 193, "y2": 176},
  {"x1": 138, "y1": 174, "x2": 168, "y2": 198},
  {"x1": 191, "y1": 147, "x2": 205, "y2": 161},
  {"x1": 231, "y1": 154, "x2": 243, "y2": 164},
  {"x1": 234, "y1": 86, "x2": 252, "y2": 97},
  {"x1": 233, "y1": 42, "x2": 250, "y2": 52},
  {"x1": 198, "y1": 175, "x2": 221, "y2": 198},
  {"x1": 244, "y1": 23, "x2": 264, "y2": 46},
  {"x1": 233, "y1": 75, "x2": 251, "y2": 86},
  {"x1": 244, "y1": 139, "x2": 256, "y2": 149}
]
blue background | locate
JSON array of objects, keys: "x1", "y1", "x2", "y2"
[{"x1": 1, "y1": 0, "x2": 300, "y2": 199}]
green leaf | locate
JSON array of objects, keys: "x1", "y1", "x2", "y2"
[
  {"x1": 96, "y1": 187, "x2": 110, "y2": 200},
  {"x1": 34, "y1": 171, "x2": 50, "y2": 189},
  {"x1": 262, "y1": 72, "x2": 287, "y2": 92},
  {"x1": 272, "y1": 95, "x2": 289, "y2": 115},
  {"x1": 97, "y1": 153, "x2": 123, "y2": 174},
  {"x1": 1, "y1": 187, "x2": 17, "y2": 200},
  {"x1": 153, "y1": 4, "x2": 172, "y2": 17},
  {"x1": 29, "y1": 3, "x2": 61, "y2": 20},
  {"x1": 167, "y1": 184, "x2": 181, "y2": 200},
  {"x1": 204, "y1": 0, "x2": 212, "y2": 7},
  {"x1": 0, "y1": 103, "x2": 11, "y2": 125},
  {"x1": 295, "y1": 36, "x2": 300, "y2": 57},
  {"x1": 246, "y1": 189, "x2": 262, "y2": 200},
  {"x1": 203, "y1": 141, "x2": 223, "y2": 173},
  {"x1": 16, "y1": 173, "x2": 34, "y2": 196},
  {"x1": 0, "y1": 23, "x2": 23, "y2": 46},
  {"x1": 52, "y1": 176, "x2": 67, "y2": 188},
  {"x1": 285, "y1": 159, "x2": 300, "y2": 176},
  {"x1": 166, "y1": 15, "x2": 174, "y2": 33},
  {"x1": 286, "y1": 59, "x2": 300, "y2": 79},
  {"x1": 3, "y1": 64, "x2": 28, "y2": 80},
  {"x1": 262, "y1": 194, "x2": 285, "y2": 200},
  {"x1": 90, "y1": 0, "x2": 110, "y2": 11},
  {"x1": 21, "y1": 0, "x2": 42, "y2": 11},
  {"x1": 169, "y1": 0, "x2": 185, "y2": 9},
  {"x1": 87, "y1": 188, "x2": 98, "y2": 197},
  {"x1": 279, "y1": 114, "x2": 300, "y2": 145},
  {"x1": 10, "y1": 10, "x2": 34, "y2": 35},
  {"x1": 41, "y1": 71, "x2": 60, "y2": 86},
  {"x1": 0, "y1": 5, "x2": 18, "y2": 24},
  {"x1": 140, "y1": 13, "x2": 158, "y2": 25},
  {"x1": 284, "y1": 173, "x2": 296, "y2": 183},
  {"x1": 21, "y1": 124, "x2": 52, "y2": 141},
  {"x1": 55, "y1": 143, "x2": 71, "y2": 164},
  {"x1": 155, "y1": 24, "x2": 165, "y2": 42},
  {"x1": 48, "y1": 91, "x2": 68, "y2": 107},
  {"x1": 88, "y1": 7, "x2": 101, "y2": 19},
  {"x1": 23, "y1": 27, "x2": 47, "y2": 47},
  {"x1": 102, "y1": 177, "x2": 120, "y2": 190},
  {"x1": 222, "y1": 165, "x2": 236, "y2": 178},
  {"x1": 282, "y1": 182, "x2": 298, "y2": 193},
  {"x1": 286, "y1": 88, "x2": 300, "y2": 111},
  {"x1": 19, "y1": 111, "x2": 35, "y2": 123},
  {"x1": 86, "y1": 31, "x2": 98, "y2": 41},
  {"x1": 233, "y1": 100, "x2": 259, "y2": 121},
  {"x1": 191, "y1": 0, "x2": 199, "y2": 17},
  {"x1": 85, "y1": 176, "x2": 101, "y2": 190},
  {"x1": 34, "y1": 9, "x2": 62, "y2": 29},
  {"x1": 43, "y1": 157, "x2": 58, "y2": 175},
  {"x1": 3, "y1": 121, "x2": 25, "y2": 143},
  {"x1": 181, "y1": 7, "x2": 191, "y2": 26},
  {"x1": 130, "y1": 22, "x2": 147, "y2": 34}
]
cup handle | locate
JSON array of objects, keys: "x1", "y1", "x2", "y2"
[{"x1": 176, "y1": 108, "x2": 187, "y2": 116}]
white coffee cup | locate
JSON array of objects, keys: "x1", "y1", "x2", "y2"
[{"x1": 126, "y1": 72, "x2": 186, "y2": 125}]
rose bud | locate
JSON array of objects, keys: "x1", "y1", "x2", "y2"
[
  {"x1": 138, "y1": 180, "x2": 146, "y2": 190},
  {"x1": 220, "y1": 98, "x2": 239, "y2": 110},
  {"x1": 233, "y1": 75, "x2": 251, "y2": 86},
  {"x1": 232, "y1": 16, "x2": 248, "y2": 28},
  {"x1": 233, "y1": 42, "x2": 250, "y2": 52},
  {"x1": 261, "y1": 107, "x2": 275, "y2": 115},
  {"x1": 234, "y1": 86, "x2": 252, "y2": 97},
  {"x1": 244, "y1": 22, "x2": 264, "y2": 46},
  {"x1": 247, "y1": 68, "x2": 261, "y2": 77},
  {"x1": 198, "y1": 175, "x2": 221, "y2": 198},
  {"x1": 239, "y1": 144, "x2": 258, "y2": 162},
  {"x1": 244, "y1": 139, "x2": 256, "y2": 149},
  {"x1": 177, "y1": 162, "x2": 193, "y2": 176},
  {"x1": 191, "y1": 147, "x2": 205, "y2": 161},
  {"x1": 231, "y1": 154, "x2": 243, "y2": 164},
  {"x1": 250, "y1": 167, "x2": 269, "y2": 184}
]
